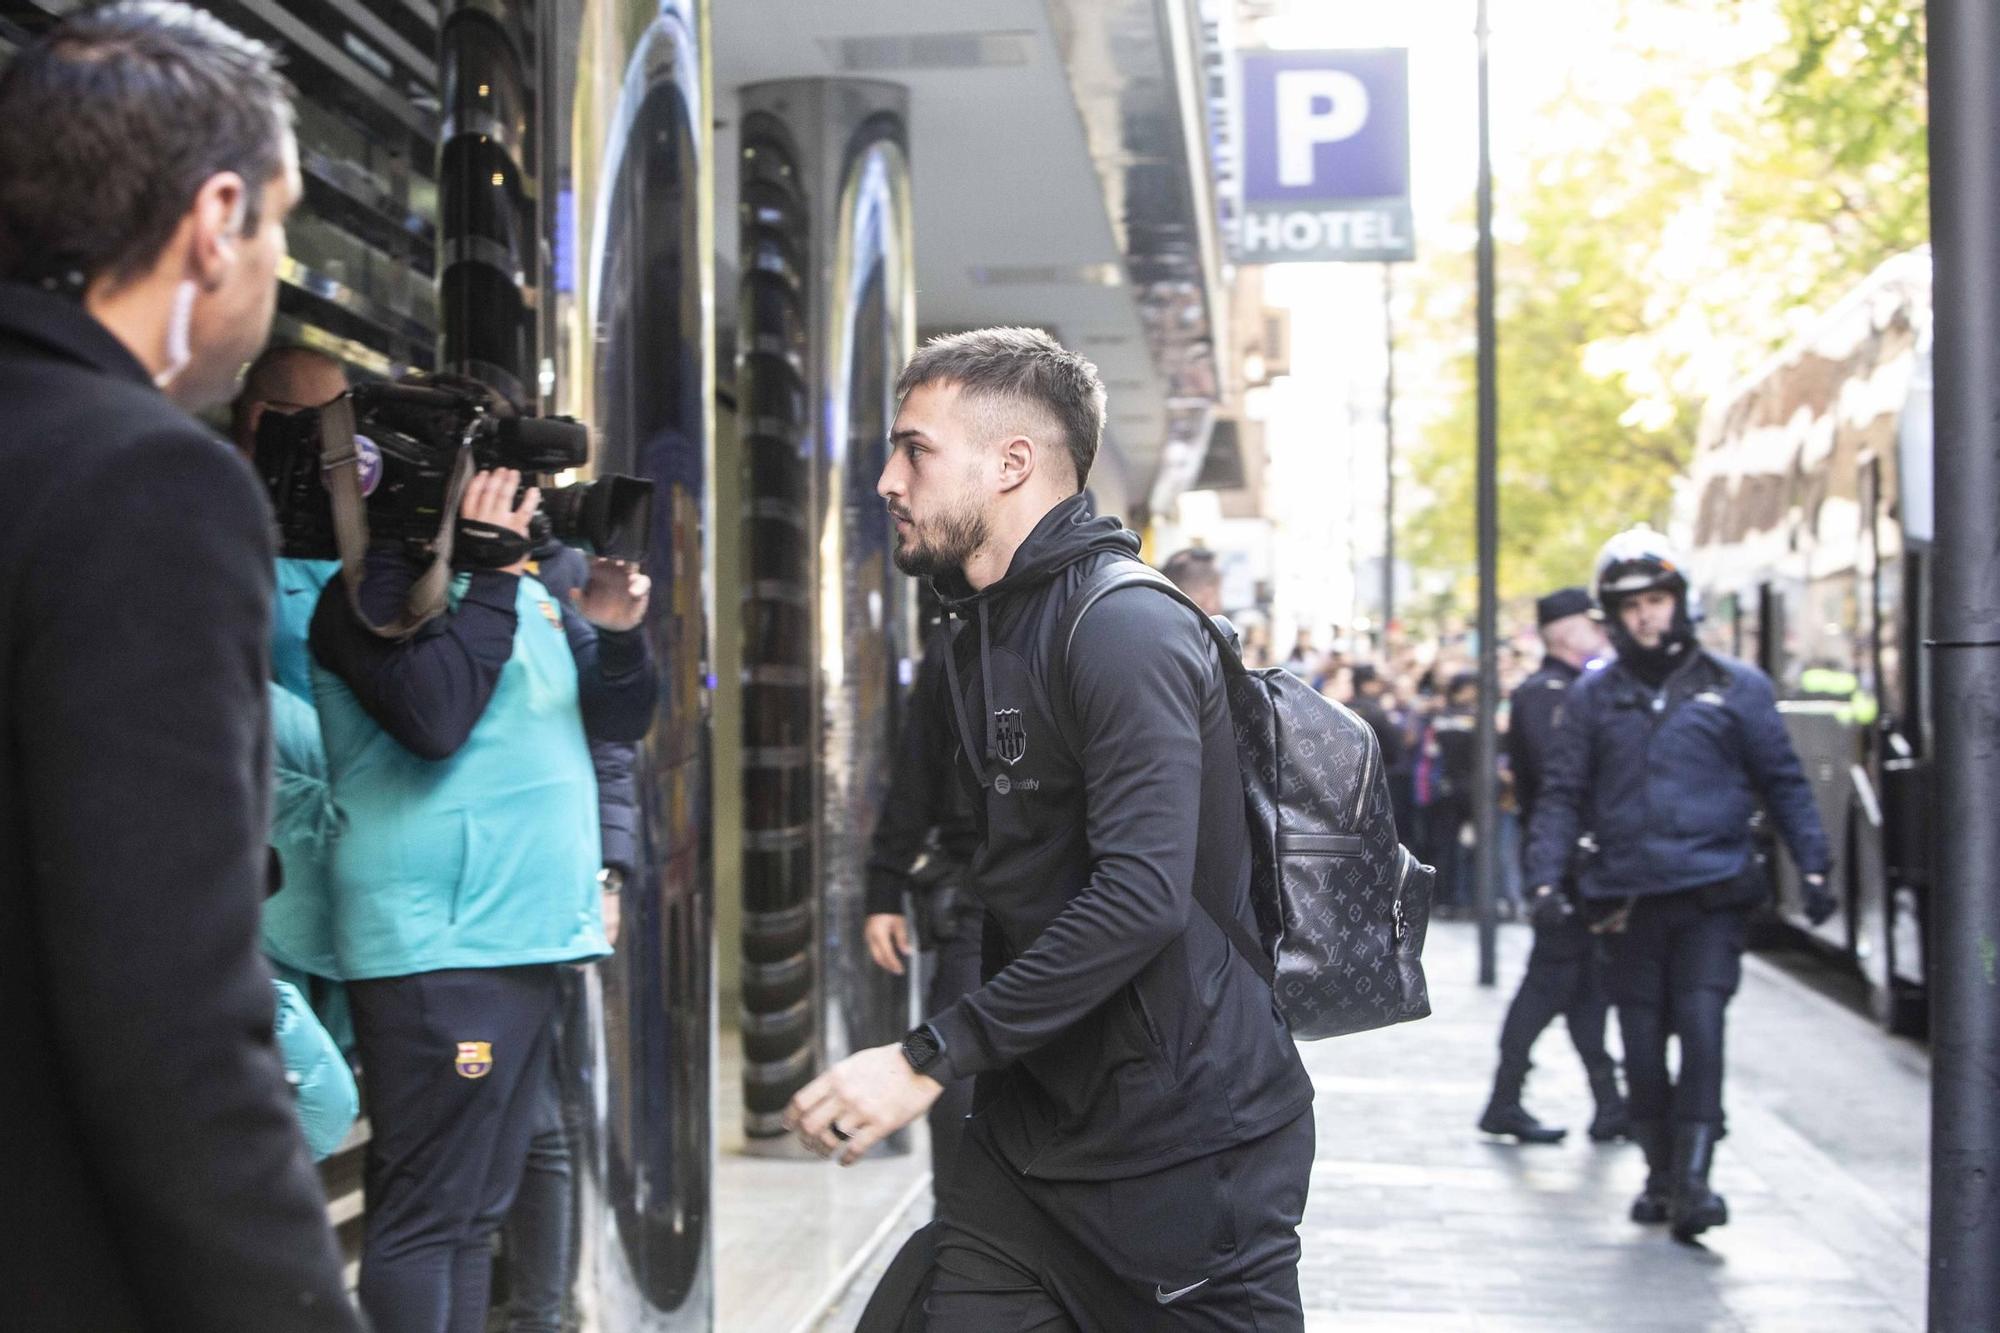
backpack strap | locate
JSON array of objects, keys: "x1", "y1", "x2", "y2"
[{"x1": 1051, "y1": 561, "x2": 1276, "y2": 989}]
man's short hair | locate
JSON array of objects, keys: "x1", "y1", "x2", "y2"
[
  {"x1": 0, "y1": 1, "x2": 292, "y2": 289},
  {"x1": 1162, "y1": 546, "x2": 1219, "y2": 590},
  {"x1": 230, "y1": 344, "x2": 342, "y2": 439},
  {"x1": 895, "y1": 327, "x2": 1106, "y2": 488}
]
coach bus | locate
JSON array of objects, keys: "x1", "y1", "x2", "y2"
[{"x1": 1677, "y1": 250, "x2": 1933, "y2": 1036}]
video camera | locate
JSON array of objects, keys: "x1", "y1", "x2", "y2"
[{"x1": 254, "y1": 374, "x2": 654, "y2": 564}]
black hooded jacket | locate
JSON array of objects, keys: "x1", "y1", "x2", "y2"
[{"x1": 923, "y1": 495, "x2": 1312, "y2": 1180}]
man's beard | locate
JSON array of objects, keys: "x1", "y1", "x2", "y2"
[{"x1": 891, "y1": 501, "x2": 988, "y2": 579}]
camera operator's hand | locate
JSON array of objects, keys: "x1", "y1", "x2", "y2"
[
  {"x1": 864, "y1": 912, "x2": 913, "y2": 976},
  {"x1": 570, "y1": 557, "x2": 651, "y2": 632},
  {"x1": 458, "y1": 468, "x2": 540, "y2": 574}
]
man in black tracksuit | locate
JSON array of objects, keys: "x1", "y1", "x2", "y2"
[
  {"x1": 1478, "y1": 586, "x2": 1625, "y2": 1144},
  {"x1": 785, "y1": 328, "x2": 1315, "y2": 1330},
  {"x1": 1526, "y1": 528, "x2": 1833, "y2": 1241}
]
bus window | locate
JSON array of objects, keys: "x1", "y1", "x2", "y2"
[
  {"x1": 1736, "y1": 592, "x2": 1761, "y2": 670},
  {"x1": 1877, "y1": 554, "x2": 1904, "y2": 726},
  {"x1": 1698, "y1": 590, "x2": 1739, "y2": 658},
  {"x1": 1807, "y1": 575, "x2": 1863, "y2": 678},
  {"x1": 1758, "y1": 584, "x2": 1788, "y2": 687}
]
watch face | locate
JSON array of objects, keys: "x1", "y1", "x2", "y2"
[{"x1": 903, "y1": 1028, "x2": 940, "y2": 1071}]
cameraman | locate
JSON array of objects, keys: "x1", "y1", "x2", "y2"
[
  {"x1": 309, "y1": 468, "x2": 656, "y2": 1333},
  {"x1": 0, "y1": 4, "x2": 361, "y2": 1329}
]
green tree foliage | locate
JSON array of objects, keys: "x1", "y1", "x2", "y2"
[
  {"x1": 1400, "y1": 0, "x2": 1926, "y2": 609},
  {"x1": 1404, "y1": 82, "x2": 1705, "y2": 603},
  {"x1": 1732, "y1": 0, "x2": 1929, "y2": 304}
]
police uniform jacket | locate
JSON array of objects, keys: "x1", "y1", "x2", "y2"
[
  {"x1": 1524, "y1": 646, "x2": 1831, "y2": 899},
  {"x1": 0, "y1": 284, "x2": 360, "y2": 1330},
  {"x1": 1506, "y1": 655, "x2": 1579, "y2": 833}
]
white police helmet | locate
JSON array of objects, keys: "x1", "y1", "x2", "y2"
[{"x1": 1593, "y1": 525, "x2": 1687, "y2": 610}]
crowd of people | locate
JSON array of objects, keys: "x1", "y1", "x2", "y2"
[{"x1": 1248, "y1": 622, "x2": 1543, "y2": 921}]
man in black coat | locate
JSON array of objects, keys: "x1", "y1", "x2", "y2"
[
  {"x1": 0, "y1": 6, "x2": 359, "y2": 1329},
  {"x1": 1477, "y1": 586, "x2": 1624, "y2": 1144}
]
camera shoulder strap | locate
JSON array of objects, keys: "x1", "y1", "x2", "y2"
[{"x1": 318, "y1": 393, "x2": 474, "y2": 640}]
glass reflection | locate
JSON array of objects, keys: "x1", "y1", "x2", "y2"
[
  {"x1": 540, "y1": 0, "x2": 713, "y2": 1325},
  {"x1": 819, "y1": 123, "x2": 918, "y2": 1089},
  {"x1": 737, "y1": 117, "x2": 817, "y2": 1140}
]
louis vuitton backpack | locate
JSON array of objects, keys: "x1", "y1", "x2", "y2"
[{"x1": 1055, "y1": 562, "x2": 1434, "y2": 1040}]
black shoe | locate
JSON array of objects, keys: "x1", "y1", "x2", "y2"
[
  {"x1": 1631, "y1": 1188, "x2": 1670, "y2": 1223},
  {"x1": 1669, "y1": 1122, "x2": 1729, "y2": 1240},
  {"x1": 1587, "y1": 1066, "x2": 1630, "y2": 1143},
  {"x1": 1628, "y1": 1119, "x2": 1671, "y2": 1223},
  {"x1": 1478, "y1": 1101, "x2": 1567, "y2": 1144}
]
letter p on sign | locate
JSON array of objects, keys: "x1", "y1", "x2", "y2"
[{"x1": 1276, "y1": 70, "x2": 1369, "y2": 187}]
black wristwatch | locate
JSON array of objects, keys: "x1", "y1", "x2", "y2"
[{"x1": 901, "y1": 1024, "x2": 946, "y2": 1078}]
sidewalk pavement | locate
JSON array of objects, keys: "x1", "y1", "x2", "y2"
[
  {"x1": 1288, "y1": 920, "x2": 1925, "y2": 1331},
  {"x1": 814, "y1": 920, "x2": 1928, "y2": 1332}
]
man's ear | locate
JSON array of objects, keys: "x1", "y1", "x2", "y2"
[
  {"x1": 188, "y1": 171, "x2": 250, "y2": 290},
  {"x1": 995, "y1": 434, "x2": 1035, "y2": 494}
]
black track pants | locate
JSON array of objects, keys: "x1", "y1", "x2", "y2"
[
  {"x1": 1496, "y1": 916, "x2": 1612, "y2": 1079},
  {"x1": 1603, "y1": 890, "x2": 1746, "y2": 1126},
  {"x1": 922, "y1": 928, "x2": 983, "y2": 1209},
  {"x1": 927, "y1": 1110, "x2": 1314, "y2": 1331}
]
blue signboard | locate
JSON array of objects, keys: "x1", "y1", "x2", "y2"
[{"x1": 1235, "y1": 48, "x2": 1414, "y2": 263}]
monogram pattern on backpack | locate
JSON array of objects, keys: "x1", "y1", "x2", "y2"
[
  {"x1": 1229, "y1": 666, "x2": 1434, "y2": 1039},
  {"x1": 1057, "y1": 562, "x2": 1434, "y2": 1041}
]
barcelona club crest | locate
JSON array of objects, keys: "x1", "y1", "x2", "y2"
[
  {"x1": 993, "y1": 708, "x2": 1028, "y2": 767},
  {"x1": 455, "y1": 1041, "x2": 493, "y2": 1079}
]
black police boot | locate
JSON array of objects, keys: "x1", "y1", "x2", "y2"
[
  {"x1": 1586, "y1": 1065, "x2": 1630, "y2": 1143},
  {"x1": 1477, "y1": 1061, "x2": 1567, "y2": 1144},
  {"x1": 1669, "y1": 1121, "x2": 1729, "y2": 1240},
  {"x1": 1628, "y1": 1119, "x2": 1671, "y2": 1223}
]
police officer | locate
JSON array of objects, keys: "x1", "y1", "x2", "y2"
[
  {"x1": 1526, "y1": 529, "x2": 1834, "y2": 1241},
  {"x1": 1478, "y1": 586, "x2": 1625, "y2": 1144}
]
